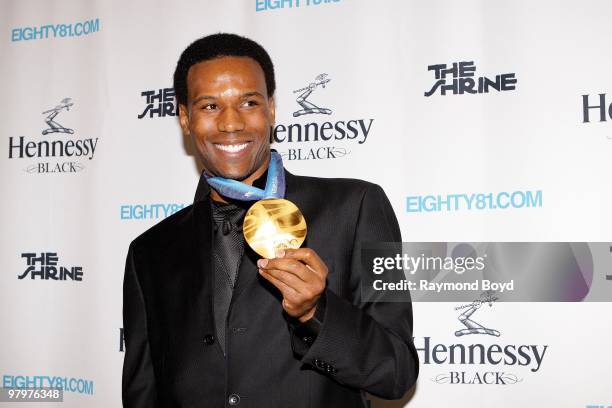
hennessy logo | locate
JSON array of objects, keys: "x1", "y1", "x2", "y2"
[
  {"x1": 292, "y1": 73, "x2": 332, "y2": 117},
  {"x1": 271, "y1": 72, "x2": 374, "y2": 160},
  {"x1": 454, "y1": 291, "x2": 500, "y2": 337},
  {"x1": 416, "y1": 291, "x2": 548, "y2": 385},
  {"x1": 8, "y1": 97, "x2": 98, "y2": 174},
  {"x1": 42, "y1": 98, "x2": 74, "y2": 135}
]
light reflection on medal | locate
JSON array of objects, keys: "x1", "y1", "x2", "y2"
[{"x1": 243, "y1": 198, "x2": 307, "y2": 259}]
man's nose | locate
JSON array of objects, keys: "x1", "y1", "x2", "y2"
[{"x1": 218, "y1": 107, "x2": 245, "y2": 132}]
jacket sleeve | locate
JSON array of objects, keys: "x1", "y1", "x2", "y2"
[
  {"x1": 122, "y1": 243, "x2": 159, "y2": 407},
  {"x1": 295, "y1": 183, "x2": 419, "y2": 399}
]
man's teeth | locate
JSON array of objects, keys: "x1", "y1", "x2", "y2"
[{"x1": 215, "y1": 143, "x2": 249, "y2": 153}]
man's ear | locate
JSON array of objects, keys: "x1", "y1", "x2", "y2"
[
  {"x1": 178, "y1": 104, "x2": 190, "y2": 136},
  {"x1": 268, "y1": 96, "x2": 276, "y2": 124}
]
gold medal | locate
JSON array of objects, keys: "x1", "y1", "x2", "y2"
[{"x1": 243, "y1": 198, "x2": 307, "y2": 259}]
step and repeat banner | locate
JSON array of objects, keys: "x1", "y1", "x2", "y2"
[{"x1": 1, "y1": 0, "x2": 611, "y2": 407}]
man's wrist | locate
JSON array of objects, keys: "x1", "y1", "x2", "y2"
[{"x1": 296, "y1": 291, "x2": 327, "y2": 335}]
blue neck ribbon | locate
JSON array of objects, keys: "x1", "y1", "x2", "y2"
[{"x1": 205, "y1": 150, "x2": 285, "y2": 201}]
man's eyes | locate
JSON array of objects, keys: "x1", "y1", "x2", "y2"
[{"x1": 199, "y1": 100, "x2": 259, "y2": 110}]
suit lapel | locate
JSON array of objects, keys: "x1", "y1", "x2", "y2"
[{"x1": 232, "y1": 246, "x2": 259, "y2": 298}]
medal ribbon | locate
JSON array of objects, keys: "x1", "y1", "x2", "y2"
[{"x1": 205, "y1": 150, "x2": 285, "y2": 201}]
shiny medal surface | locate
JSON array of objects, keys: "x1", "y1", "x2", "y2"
[{"x1": 243, "y1": 198, "x2": 307, "y2": 259}]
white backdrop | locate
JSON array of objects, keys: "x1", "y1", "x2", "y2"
[{"x1": 1, "y1": 0, "x2": 611, "y2": 407}]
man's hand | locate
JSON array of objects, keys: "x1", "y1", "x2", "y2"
[{"x1": 257, "y1": 248, "x2": 328, "y2": 322}]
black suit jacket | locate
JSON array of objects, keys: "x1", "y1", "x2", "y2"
[{"x1": 123, "y1": 171, "x2": 419, "y2": 407}]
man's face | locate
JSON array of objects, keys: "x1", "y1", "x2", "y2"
[{"x1": 179, "y1": 56, "x2": 275, "y2": 181}]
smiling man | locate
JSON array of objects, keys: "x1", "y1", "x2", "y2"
[
  {"x1": 183, "y1": 55, "x2": 272, "y2": 186},
  {"x1": 122, "y1": 33, "x2": 418, "y2": 408}
]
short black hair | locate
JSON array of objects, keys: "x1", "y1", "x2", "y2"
[{"x1": 173, "y1": 33, "x2": 276, "y2": 106}]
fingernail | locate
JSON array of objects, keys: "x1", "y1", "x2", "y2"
[
  {"x1": 275, "y1": 249, "x2": 285, "y2": 258},
  {"x1": 257, "y1": 259, "x2": 268, "y2": 268}
]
